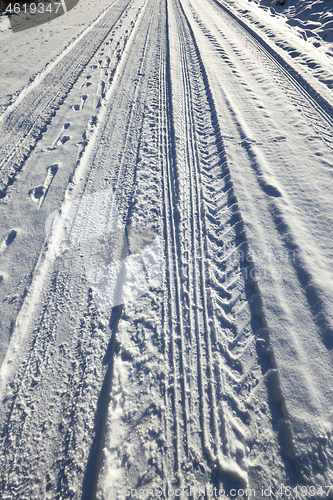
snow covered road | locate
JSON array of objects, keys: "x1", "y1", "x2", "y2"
[{"x1": 1, "y1": 0, "x2": 333, "y2": 498}]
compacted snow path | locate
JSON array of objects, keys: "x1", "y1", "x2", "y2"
[{"x1": 0, "y1": 0, "x2": 333, "y2": 498}]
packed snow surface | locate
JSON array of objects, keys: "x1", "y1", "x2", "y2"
[{"x1": 0, "y1": 0, "x2": 333, "y2": 498}]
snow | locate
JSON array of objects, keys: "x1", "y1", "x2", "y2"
[
  {"x1": 257, "y1": 0, "x2": 333, "y2": 44},
  {"x1": 0, "y1": 0, "x2": 123, "y2": 105},
  {"x1": 0, "y1": 0, "x2": 333, "y2": 497},
  {"x1": 219, "y1": 0, "x2": 333, "y2": 98}
]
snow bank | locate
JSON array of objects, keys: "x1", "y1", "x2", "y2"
[{"x1": 253, "y1": 0, "x2": 333, "y2": 46}]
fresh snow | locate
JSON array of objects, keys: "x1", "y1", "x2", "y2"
[{"x1": 0, "y1": 0, "x2": 333, "y2": 498}]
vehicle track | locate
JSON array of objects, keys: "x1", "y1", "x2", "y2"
[
  {"x1": 165, "y1": 1, "x2": 294, "y2": 487},
  {"x1": 178, "y1": 0, "x2": 333, "y2": 492},
  {"x1": 93, "y1": 2, "x2": 173, "y2": 495},
  {"x1": 90, "y1": 0, "x2": 292, "y2": 494}
]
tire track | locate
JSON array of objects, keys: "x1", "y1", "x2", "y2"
[
  {"x1": 167, "y1": 0, "x2": 292, "y2": 491},
  {"x1": 179, "y1": 0, "x2": 333, "y2": 491},
  {"x1": 94, "y1": 1, "x2": 173, "y2": 496},
  {"x1": 169, "y1": 0, "x2": 247, "y2": 484},
  {"x1": 161, "y1": 0, "x2": 190, "y2": 484},
  {"x1": 171, "y1": 0, "x2": 221, "y2": 472}
]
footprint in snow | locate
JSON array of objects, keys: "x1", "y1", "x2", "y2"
[
  {"x1": 48, "y1": 122, "x2": 70, "y2": 149},
  {"x1": 262, "y1": 183, "x2": 282, "y2": 198},
  {"x1": 28, "y1": 164, "x2": 58, "y2": 209},
  {"x1": 80, "y1": 75, "x2": 92, "y2": 89},
  {"x1": 0, "y1": 230, "x2": 17, "y2": 254},
  {"x1": 271, "y1": 135, "x2": 286, "y2": 142},
  {"x1": 80, "y1": 95, "x2": 88, "y2": 110},
  {"x1": 242, "y1": 138, "x2": 257, "y2": 146},
  {"x1": 102, "y1": 57, "x2": 110, "y2": 68},
  {"x1": 29, "y1": 185, "x2": 45, "y2": 202},
  {"x1": 60, "y1": 135, "x2": 71, "y2": 145}
]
